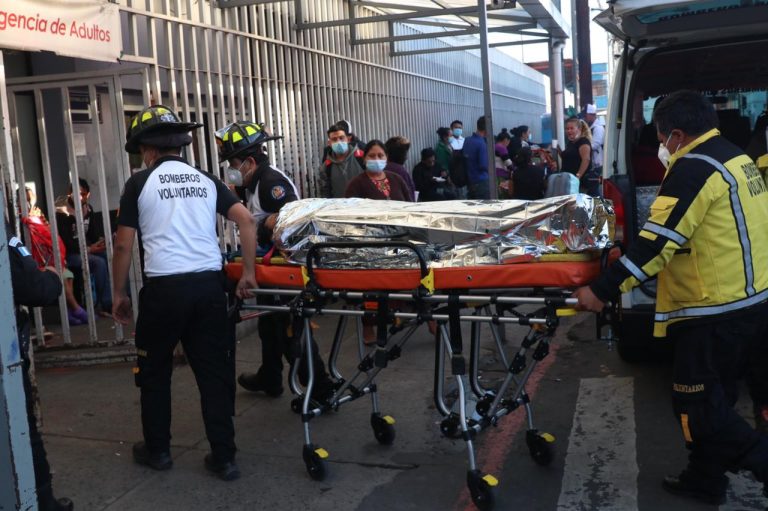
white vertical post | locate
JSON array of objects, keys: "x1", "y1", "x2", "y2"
[{"x1": 551, "y1": 38, "x2": 566, "y2": 152}]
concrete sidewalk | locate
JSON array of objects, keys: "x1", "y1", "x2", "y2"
[{"x1": 35, "y1": 314, "x2": 575, "y2": 511}]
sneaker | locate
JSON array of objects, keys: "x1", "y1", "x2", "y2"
[
  {"x1": 73, "y1": 307, "x2": 89, "y2": 323},
  {"x1": 237, "y1": 372, "x2": 283, "y2": 397},
  {"x1": 662, "y1": 472, "x2": 727, "y2": 505},
  {"x1": 132, "y1": 441, "x2": 173, "y2": 471},
  {"x1": 204, "y1": 453, "x2": 240, "y2": 481},
  {"x1": 67, "y1": 310, "x2": 84, "y2": 326}
]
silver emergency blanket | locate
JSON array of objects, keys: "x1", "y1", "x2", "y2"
[{"x1": 273, "y1": 195, "x2": 614, "y2": 268}]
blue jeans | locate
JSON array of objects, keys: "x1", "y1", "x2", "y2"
[{"x1": 67, "y1": 252, "x2": 112, "y2": 310}]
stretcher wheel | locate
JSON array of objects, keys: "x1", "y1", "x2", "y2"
[
  {"x1": 526, "y1": 429, "x2": 555, "y2": 466},
  {"x1": 371, "y1": 413, "x2": 396, "y2": 445},
  {"x1": 303, "y1": 444, "x2": 328, "y2": 481},
  {"x1": 467, "y1": 469, "x2": 497, "y2": 511},
  {"x1": 440, "y1": 414, "x2": 461, "y2": 438}
]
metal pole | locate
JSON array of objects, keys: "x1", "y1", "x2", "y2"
[
  {"x1": 550, "y1": 38, "x2": 566, "y2": 152},
  {"x1": 478, "y1": 0, "x2": 497, "y2": 200},
  {"x1": 571, "y1": 2, "x2": 580, "y2": 112}
]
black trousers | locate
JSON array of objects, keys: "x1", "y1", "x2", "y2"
[
  {"x1": 255, "y1": 295, "x2": 329, "y2": 388},
  {"x1": 134, "y1": 272, "x2": 236, "y2": 462},
  {"x1": 669, "y1": 302, "x2": 768, "y2": 483}
]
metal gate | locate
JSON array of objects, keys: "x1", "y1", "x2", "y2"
[{"x1": 3, "y1": 70, "x2": 145, "y2": 348}]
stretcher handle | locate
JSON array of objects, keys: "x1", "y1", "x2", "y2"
[{"x1": 305, "y1": 241, "x2": 430, "y2": 280}]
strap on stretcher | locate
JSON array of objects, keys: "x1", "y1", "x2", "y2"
[{"x1": 448, "y1": 295, "x2": 465, "y2": 375}]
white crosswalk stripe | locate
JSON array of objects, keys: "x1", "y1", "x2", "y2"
[
  {"x1": 557, "y1": 376, "x2": 639, "y2": 511},
  {"x1": 721, "y1": 473, "x2": 766, "y2": 511},
  {"x1": 556, "y1": 376, "x2": 768, "y2": 510}
]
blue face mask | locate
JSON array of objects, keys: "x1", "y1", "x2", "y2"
[
  {"x1": 331, "y1": 141, "x2": 349, "y2": 155},
  {"x1": 365, "y1": 159, "x2": 387, "y2": 173},
  {"x1": 452, "y1": 128, "x2": 463, "y2": 137}
]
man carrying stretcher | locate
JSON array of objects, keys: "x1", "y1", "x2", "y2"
[
  {"x1": 574, "y1": 91, "x2": 768, "y2": 505},
  {"x1": 216, "y1": 121, "x2": 337, "y2": 403}
]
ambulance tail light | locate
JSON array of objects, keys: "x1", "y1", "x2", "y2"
[{"x1": 603, "y1": 179, "x2": 625, "y2": 244}]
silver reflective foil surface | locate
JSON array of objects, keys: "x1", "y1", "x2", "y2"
[{"x1": 273, "y1": 195, "x2": 614, "y2": 268}]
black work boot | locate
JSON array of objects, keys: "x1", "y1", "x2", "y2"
[
  {"x1": 37, "y1": 484, "x2": 74, "y2": 511},
  {"x1": 132, "y1": 441, "x2": 173, "y2": 471},
  {"x1": 662, "y1": 470, "x2": 727, "y2": 505},
  {"x1": 204, "y1": 453, "x2": 240, "y2": 481},
  {"x1": 237, "y1": 372, "x2": 283, "y2": 397}
]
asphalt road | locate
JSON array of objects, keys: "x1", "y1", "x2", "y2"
[{"x1": 38, "y1": 312, "x2": 767, "y2": 510}]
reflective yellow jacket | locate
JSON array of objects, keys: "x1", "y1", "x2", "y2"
[{"x1": 591, "y1": 129, "x2": 768, "y2": 336}]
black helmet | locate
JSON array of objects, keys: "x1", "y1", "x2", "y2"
[
  {"x1": 215, "y1": 121, "x2": 282, "y2": 162},
  {"x1": 125, "y1": 105, "x2": 202, "y2": 154}
]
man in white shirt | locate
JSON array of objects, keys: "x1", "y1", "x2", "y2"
[
  {"x1": 585, "y1": 104, "x2": 605, "y2": 175},
  {"x1": 449, "y1": 119, "x2": 465, "y2": 150}
]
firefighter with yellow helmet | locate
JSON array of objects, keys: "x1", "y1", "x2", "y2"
[
  {"x1": 112, "y1": 105, "x2": 257, "y2": 481},
  {"x1": 216, "y1": 121, "x2": 337, "y2": 404}
]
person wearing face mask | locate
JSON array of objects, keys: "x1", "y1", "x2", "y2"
[
  {"x1": 216, "y1": 121, "x2": 339, "y2": 407},
  {"x1": 449, "y1": 120, "x2": 465, "y2": 150},
  {"x1": 317, "y1": 123, "x2": 365, "y2": 198},
  {"x1": 574, "y1": 90, "x2": 768, "y2": 506},
  {"x1": 320, "y1": 119, "x2": 365, "y2": 162},
  {"x1": 344, "y1": 140, "x2": 411, "y2": 201},
  {"x1": 447, "y1": 121, "x2": 469, "y2": 199},
  {"x1": 112, "y1": 105, "x2": 257, "y2": 482}
]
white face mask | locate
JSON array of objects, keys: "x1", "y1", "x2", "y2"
[
  {"x1": 657, "y1": 143, "x2": 671, "y2": 169},
  {"x1": 226, "y1": 160, "x2": 248, "y2": 187},
  {"x1": 657, "y1": 136, "x2": 681, "y2": 169}
]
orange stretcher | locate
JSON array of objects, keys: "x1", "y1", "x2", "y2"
[
  {"x1": 226, "y1": 251, "x2": 613, "y2": 291},
  {"x1": 229, "y1": 242, "x2": 617, "y2": 511}
]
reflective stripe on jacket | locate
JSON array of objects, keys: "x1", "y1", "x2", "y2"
[{"x1": 591, "y1": 129, "x2": 768, "y2": 336}]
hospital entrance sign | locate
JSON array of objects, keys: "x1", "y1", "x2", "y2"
[{"x1": 0, "y1": 0, "x2": 121, "y2": 62}]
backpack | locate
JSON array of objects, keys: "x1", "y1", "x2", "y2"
[{"x1": 544, "y1": 172, "x2": 580, "y2": 198}]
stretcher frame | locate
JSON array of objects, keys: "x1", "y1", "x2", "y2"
[{"x1": 234, "y1": 242, "x2": 611, "y2": 511}]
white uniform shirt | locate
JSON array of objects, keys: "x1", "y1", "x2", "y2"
[
  {"x1": 449, "y1": 136, "x2": 465, "y2": 151},
  {"x1": 590, "y1": 118, "x2": 606, "y2": 168},
  {"x1": 118, "y1": 156, "x2": 238, "y2": 277}
]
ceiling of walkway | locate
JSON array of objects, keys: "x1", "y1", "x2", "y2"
[{"x1": 219, "y1": 1, "x2": 571, "y2": 55}]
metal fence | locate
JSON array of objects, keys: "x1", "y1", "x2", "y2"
[
  {"x1": 3, "y1": 0, "x2": 547, "y2": 347},
  {"x1": 119, "y1": 0, "x2": 547, "y2": 195}
]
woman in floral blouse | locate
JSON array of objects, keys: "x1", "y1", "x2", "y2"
[{"x1": 344, "y1": 140, "x2": 412, "y2": 201}]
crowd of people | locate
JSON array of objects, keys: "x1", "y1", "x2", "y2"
[{"x1": 317, "y1": 108, "x2": 604, "y2": 205}]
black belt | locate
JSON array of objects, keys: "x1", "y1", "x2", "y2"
[{"x1": 145, "y1": 270, "x2": 221, "y2": 284}]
